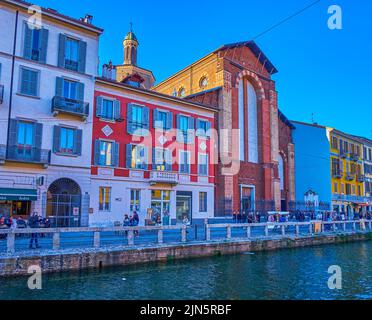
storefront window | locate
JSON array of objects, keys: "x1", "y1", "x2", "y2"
[
  {"x1": 130, "y1": 189, "x2": 141, "y2": 213},
  {"x1": 151, "y1": 190, "x2": 170, "y2": 225}
]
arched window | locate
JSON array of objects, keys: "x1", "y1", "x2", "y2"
[
  {"x1": 178, "y1": 87, "x2": 186, "y2": 98},
  {"x1": 238, "y1": 79, "x2": 244, "y2": 161},
  {"x1": 247, "y1": 81, "x2": 258, "y2": 163},
  {"x1": 199, "y1": 76, "x2": 208, "y2": 89},
  {"x1": 279, "y1": 154, "x2": 285, "y2": 191}
]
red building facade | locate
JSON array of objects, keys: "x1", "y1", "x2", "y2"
[
  {"x1": 154, "y1": 41, "x2": 295, "y2": 215},
  {"x1": 90, "y1": 77, "x2": 217, "y2": 226}
]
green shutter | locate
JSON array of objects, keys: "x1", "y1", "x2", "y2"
[
  {"x1": 206, "y1": 121, "x2": 211, "y2": 137},
  {"x1": 165, "y1": 149, "x2": 172, "y2": 171},
  {"x1": 8, "y1": 119, "x2": 18, "y2": 146},
  {"x1": 187, "y1": 117, "x2": 195, "y2": 144},
  {"x1": 152, "y1": 148, "x2": 156, "y2": 168},
  {"x1": 78, "y1": 41, "x2": 87, "y2": 73},
  {"x1": 34, "y1": 123, "x2": 42, "y2": 148},
  {"x1": 39, "y1": 28, "x2": 49, "y2": 63},
  {"x1": 53, "y1": 126, "x2": 61, "y2": 153},
  {"x1": 142, "y1": 106, "x2": 149, "y2": 136},
  {"x1": 96, "y1": 96, "x2": 103, "y2": 118},
  {"x1": 77, "y1": 82, "x2": 84, "y2": 101},
  {"x1": 58, "y1": 34, "x2": 66, "y2": 68},
  {"x1": 74, "y1": 129, "x2": 82, "y2": 156},
  {"x1": 94, "y1": 140, "x2": 100, "y2": 165},
  {"x1": 166, "y1": 111, "x2": 173, "y2": 130},
  {"x1": 113, "y1": 142, "x2": 120, "y2": 167},
  {"x1": 23, "y1": 22, "x2": 32, "y2": 59},
  {"x1": 114, "y1": 100, "x2": 121, "y2": 120},
  {"x1": 55, "y1": 77, "x2": 64, "y2": 96},
  {"x1": 126, "y1": 144, "x2": 132, "y2": 168},
  {"x1": 153, "y1": 109, "x2": 159, "y2": 128},
  {"x1": 127, "y1": 104, "x2": 133, "y2": 134},
  {"x1": 20, "y1": 68, "x2": 30, "y2": 95},
  {"x1": 176, "y1": 115, "x2": 184, "y2": 143},
  {"x1": 29, "y1": 70, "x2": 38, "y2": 96},
  {"x1": 142, "y1": 147, "x2": 148, "y2": 170}
]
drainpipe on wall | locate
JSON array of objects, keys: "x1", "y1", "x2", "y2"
[{"x1": 5, "y1": 10, "x2": 19, "y2": 159}]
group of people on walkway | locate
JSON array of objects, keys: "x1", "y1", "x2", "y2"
[{"x1": 232, "y1": 210, "x2": 372, "y2": 224}]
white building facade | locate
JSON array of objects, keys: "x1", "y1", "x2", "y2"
[{"x1": 0, "y1": 0, "x2": 103, "y2": 226}]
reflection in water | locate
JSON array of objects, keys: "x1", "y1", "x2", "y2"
[{"x1": 0, "y1": 241, "x2": 371, "y2": 300}]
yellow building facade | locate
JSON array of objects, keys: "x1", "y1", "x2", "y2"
[{"x1": 329, "y1": 129, "x2": 366, "y2": 216}]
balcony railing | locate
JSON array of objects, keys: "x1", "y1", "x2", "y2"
[
  {"x1": 345, "y1": 173, "x2": 356, "y2": 181},
  {"x1": 340, "y1": 150, "x2": 347, "y2": 158},
  {"x1": 0, "y1": 84, "x2": 4, "y2": 104},
  {"x1": 332, "y1": 170, "x2": 343, "y2": 179},
  {"x1": 52, "y1": 96, "x2": 89, "y2": 120},
  {"x1": 350, "y1": 153, "x2": 359, "y2": 162},
  {"x1": 149, "y1": 171, "x2": 179, "y2": 185},
  {"x1": 332, "y1": 194, "x2": 369, "y2": 203},
  {"x1": 5, "y1": 145, "x2": 51, "y2": 167}
]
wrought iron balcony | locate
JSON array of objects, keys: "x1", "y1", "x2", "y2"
[
  {"x1": 0, "y1": 84, "x2": 4, "y2": 104},
  {"x1": 5, "y1": 145, "x2": 51, "y2": 167},
  {"x1": 332, "y1": 194, "x2": 369, "y2": 203},
  {"x1": 52, "y1": 96, "x2": 89, "y2": 120},
  {"x1": 149, "y1": 171, "x2": 179, "y2": 185},
  {"x1": 345, "y1": 172, "x2": 356, "y2": 181},
  {"x1": 357, "y1": 174, "x2": 365, "y2": 183},
  {"x1": 350, "y1": 153, "x2": 359, "y2": 162},
  {"x1": 332, "y1": 170, "x2": 343, "y2": 179},
  {"x1": 339, "y1": 150, "x2": 347, "y2": 159}
]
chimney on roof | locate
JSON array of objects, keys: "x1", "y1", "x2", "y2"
[{"x1": 82, "y1": 14, "x2": 93, "y2": 24}]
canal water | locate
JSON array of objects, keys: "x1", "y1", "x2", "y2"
[{"x1": 0, "y1": 241, "x2": 371, "y2": 300}]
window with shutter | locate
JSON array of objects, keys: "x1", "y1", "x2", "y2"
[
  {"x1": 98, "y1": 140, "x2": 114, "y2": 166},
  {"x1": 20, "y1": 67, "x2": 39, "y2": 97},
  {"x1": 153, "y1": 148, "x2": 171, "y2": 171},
  {"x1": 196, "y1": 119, "x2": 211, "y2": 138},
  {"x1": 198, "y1": 153, "x2": 208, "y2": 176},
  {"x1": 63, "y1": 37, "x2": 79, "y2": 71},
  {"x1": 23, "y1": 23, "x2": 48, "y2": 63},
  {"x1": 128, "y1": 104, "x2": 149, "y2": 136},
  {"x1": 179, "y1": 150, "x2": 190, "y2": 174}
]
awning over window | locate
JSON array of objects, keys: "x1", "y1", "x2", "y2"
[{"x1": 0, "y1": 188, "x2": 37, "y2": 201}]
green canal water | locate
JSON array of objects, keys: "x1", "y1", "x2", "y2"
[{"x1": 0, "y1": 241, "x2": 371, "y2": 300}]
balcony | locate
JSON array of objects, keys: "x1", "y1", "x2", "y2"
[
  {"x1": 332, "y1": 170, "x2": 343, "y2": 179},
  {"x1": 4, "y1": 145, "x2": 51, "y2": 168},
  {"x1": 52, "y1": 96, "x2": 89, "y2": 120},
  {"x1": 340, "y1": 150, "x2": 347, "y2": 159},
  {"x1": 350, "y1": 153, "x2": 359, "y2": 162},
  {"x1": 357, "y1": 174, "x2": 365, "y2": 183},
  {"x1": 149, "y1": 171, "x2": 179, "y2": 185},
  {"x1": 332, "y1": 194, "x2": 368, "y2": 203},
  {"x1": 345, "y1": 173, "x2": 356, "y2": 181},
  {"x1": 0, "y1": 84, "x2": 4, "y2": 104}
]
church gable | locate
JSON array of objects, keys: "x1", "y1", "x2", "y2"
[{"x1": 218, "y1": 41, "x2": 277, "y2": 78}]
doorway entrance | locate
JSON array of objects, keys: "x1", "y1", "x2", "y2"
[
  {"x1": 151, "y1": 190, "x2": 170, "y2": 225},
  {"x1": 176, "y1": 191, "x2": 192, "y2": 225},
  {"x1": 241, "y1": 185, "x2": 255, "y2": 213},
  {"x1": 46, "y1": 178, "x2": 82, "y2": 227}
]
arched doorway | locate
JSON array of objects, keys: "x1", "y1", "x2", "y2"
[{"x1": 46, "y1": 178, "x2": 82, "y2": 227}]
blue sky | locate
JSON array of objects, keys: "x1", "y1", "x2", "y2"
[{"x1": 36, "y1": 0, "x2": 372, "y2": 138}]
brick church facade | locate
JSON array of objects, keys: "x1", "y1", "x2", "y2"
[{"x1": 154, "y1": 41, "x2": 295, "y2": 215}]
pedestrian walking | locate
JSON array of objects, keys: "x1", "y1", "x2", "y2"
[{"x1": 28, "y1": 212, "x2": 41, "y2": 249}]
